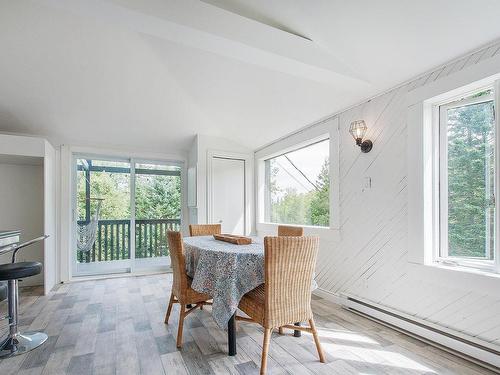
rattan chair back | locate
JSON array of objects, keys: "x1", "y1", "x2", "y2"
[
  {"x1": 277, "y1": 225, "x2": 304, "y2": 237},
  {"x1": 189, "y1": 224, "x2": 222, "y2": 237},
  {"x1": 167, "y1": 231, "x2": 188, "y2": 301},
  {"x1": 263, "y1": 236, "x2": 319, "y2": 328}
]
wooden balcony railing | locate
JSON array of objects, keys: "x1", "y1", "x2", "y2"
[{"x1": 77, "y1": 218, "x2": 181, "y2": 263}]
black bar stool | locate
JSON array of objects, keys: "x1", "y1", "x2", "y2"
[{"x1": 0, "y1": 261, "x2": 47, "y2": 358}]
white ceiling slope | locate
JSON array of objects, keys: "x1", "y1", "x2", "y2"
[
  {"x1": 43, "y1": 0, "x2": 369, "y2": 87},
  {"x1": 1, "y1": 1, "x2": 500, "y2": 152}
]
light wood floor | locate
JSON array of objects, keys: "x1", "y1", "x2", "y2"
[{"x1": 0, "y1": 274, "x2": 496, "y2": 375}]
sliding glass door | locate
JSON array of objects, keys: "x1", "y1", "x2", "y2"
[
  {"x1": 73, "y1": 156, "x2": 182, "y2": 276},
  {"x1": 134, "y1": 162, "x2": 181, "y2": 269}
]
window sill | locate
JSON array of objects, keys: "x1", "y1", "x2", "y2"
[{"x1": 429, "y1": 261, "x2": 499, "y2": 277}]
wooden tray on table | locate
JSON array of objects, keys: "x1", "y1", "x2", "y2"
[{"x1": 213, "y1": 234, "x2": 252, "y2": 245}]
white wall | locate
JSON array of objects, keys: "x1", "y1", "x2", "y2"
[
  {"x1": 0, "y1": 162, "x2": 44, "y2": 286},
  {"x1": 0, "y1": 134, "x2": 58, "y2": 293},
  {"x1": 256, "y1": 40, "x2": 500, "y2": 348}
]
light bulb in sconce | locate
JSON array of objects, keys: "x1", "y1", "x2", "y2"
[{"x1": 349, "y1": 120, "x2": 373, "y2": 153}]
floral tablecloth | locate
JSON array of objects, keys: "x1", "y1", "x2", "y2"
[
  {"x1": 184, "y1": 235, "x2": 318, "y2": 329},
  {"x1": 184, "y1": 235, "x2": 265, "y2": 329}
]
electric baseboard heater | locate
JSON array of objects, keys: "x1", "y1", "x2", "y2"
[{"x1": 340, "y1": 294, "x2": 500, "y2": 372}]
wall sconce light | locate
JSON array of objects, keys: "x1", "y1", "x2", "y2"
[{"x1": 349, "y1": 120, "x2": 373, "y2": 153}]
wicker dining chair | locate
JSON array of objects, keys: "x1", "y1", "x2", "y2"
[
  {"x1": 164, "y1": 231, "x2": 212, "y2": 348},
  {"x1": 277, "y1": 224, "x2": 304, "y2": 335},
  {"x1": 277, "y1": 225, "x2": 304, "y2": 237},
  {"x1": 238, "y1": 236, "x2": 325, "y2": 374},
  {"x1": 188, "y1": 224, "x2": 222, "y2": 237}
]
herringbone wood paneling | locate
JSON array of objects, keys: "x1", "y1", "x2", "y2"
[{"x1": 257, "y1": 39, "x2": 500, "y2": 348}]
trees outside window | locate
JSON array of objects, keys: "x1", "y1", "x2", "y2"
[
  {"x1": 265, "y1": 139, "x2": 330, "y2": 227},
  {"x1": 77, "y1": 163, "x2": 181, "y2": 221},
  {"x1": 76, "y1": 159, "x2": 182, "y2": 264},
  {"x1": 440, "y1": 90, "x2": 496, "y2": 262}
]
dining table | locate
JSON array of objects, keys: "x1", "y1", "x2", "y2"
[{"x1": 183, "y1": 235, "x2": 317, "y2": 356}]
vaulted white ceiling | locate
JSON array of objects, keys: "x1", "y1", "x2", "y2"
[{"x1": 1, "y1": 0, "x2": 500, "y2": 152}]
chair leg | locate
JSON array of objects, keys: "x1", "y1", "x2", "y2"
[
  {"x1": 176, "y1": 308, "x2": 185, "y2": 348},
  {"x1": 164, "y1": 293, "x2": 175, "y2": 324},
  {"x1": 260, "y1": 328, "x2": 272, "y2": 375},
  {"x1": 278, "y1": 327, "x2": 284, "y2": 335},
  {"x1": 309, "y1": 318, "x2": 325, "y2": 363}
]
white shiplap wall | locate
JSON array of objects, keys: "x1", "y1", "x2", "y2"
[{"x1": 256, "y1": 40, "x2": 500, "y2": 347}]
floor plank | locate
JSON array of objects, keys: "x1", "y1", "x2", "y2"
[
  {"x1": 0, "y1": 273, "x2": 497, "y2": 375},
  {"x1": 161, "y1": 352, "x2": 190, "y2": 375}
]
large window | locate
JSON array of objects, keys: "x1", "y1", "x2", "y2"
[
  {"x1": 438, "y1": 88, "x2": 498, "y2": 271},
  {"x1": 264, "y1": 138, "x2": 330, "y2": 227}
]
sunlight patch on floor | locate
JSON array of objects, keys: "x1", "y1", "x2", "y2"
[
  {"x1": 316, "y1": 327, "x2": 380, "y2": 345},
  {"x1": 322, "y1": 342, "x2": 437, "y2": 373}
]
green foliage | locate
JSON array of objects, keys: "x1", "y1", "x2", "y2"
[
  {"x1": 446, "y1": 97, "x2": 495, "y2": 258},
  {"x1": 271, "y1": 187, "x2": 313, "y2": 225},
  {"x1": 77, "y1": 170, "x2": 181, "y2": 221},
  {"x1": 77, "y1": 166, "x2": 181, "y2": 263},
  {"x1": 135, "y1": 174, "x2": 181, "y2": 219},
  {"x1": 270, "y1": 158, "x2": 330, "y2": 227},
  {"x1": 309, "y1": 160, "x2": 330, "y2": 226},
  {"x1": 77, "y1": 171, "x2": 130, "y2": 220}
]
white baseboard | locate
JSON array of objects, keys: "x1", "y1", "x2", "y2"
[
  {"x1": 313, "y1": 286, "x2": 344, "y2": 304},
  {"x1": 313, "y1": 288, "x2": 500, "y2": 371}
]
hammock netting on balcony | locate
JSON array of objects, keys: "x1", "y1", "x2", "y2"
[{"x1": 77, "y1": 199, "x2": 102, "y2": 253}]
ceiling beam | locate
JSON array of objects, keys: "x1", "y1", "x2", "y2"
[{"x1": 41, "y1": 0, "x2": 370, "y2": 88}]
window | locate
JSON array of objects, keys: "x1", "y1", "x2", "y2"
[
  {"x1": 437, "y1": 87, "x2": 499, "y2": 271},
  {"x1": 264, "y1": 138, "x2": 330, "y2": 227}
]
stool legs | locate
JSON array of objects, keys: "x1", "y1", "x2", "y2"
[
  {"x1": 8, "y1": 280, "x2": 19, "y2": 336},
  {"x1": 0, "y1": 279, "x2": 48, "y2": 358}
]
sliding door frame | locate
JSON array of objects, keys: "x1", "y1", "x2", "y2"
[{"x1": 71, "y1": 153, "x2": 185, "y2": 277}]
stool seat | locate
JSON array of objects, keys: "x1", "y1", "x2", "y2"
[{"x1": 0, "y1": 262, "x2": 42, "y2": 280}]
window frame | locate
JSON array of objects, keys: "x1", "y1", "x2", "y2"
[
  {"x1": 255, "y1": 117, "x2": 340, "y2": 232},
  {"x1": 434, "y1": 85, "x2": 500, "y2": 273},
  {"x1": 263, "y1": 137, "x2": 331, "y2": 228}
]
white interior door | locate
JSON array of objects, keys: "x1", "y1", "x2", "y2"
[{"x1": 211, "y1": 157, "x2": 245, "y2": 234}]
